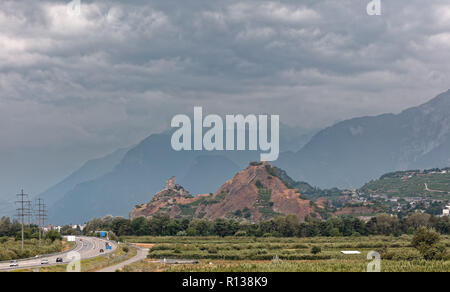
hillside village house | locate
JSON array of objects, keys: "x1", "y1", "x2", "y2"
[{"x1": 443, "y1": 205, "x2": 450, "y2": 217}]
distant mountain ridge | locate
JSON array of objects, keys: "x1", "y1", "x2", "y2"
[
  {"x1": 44, "y1": 89, "x2": 450, "y2": 224},
  {"x1": 276, "y1": 89, "x2": 450, "y2": 189},
  {"x1": 39, "y1": 147, "x2": 130, "y2": 207},
  {"x1": 45, "y1": 126, "x2": 314, "y2": 224},
  {"x1": 47, "y1": 133, "x2": 250, "y2": 224},
  {"x1": 0, "y1": 198, "x2": 14, "y2": 218}
]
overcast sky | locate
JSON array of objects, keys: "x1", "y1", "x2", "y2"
[{"x1": 1, "y1": 0, "x2": 450, "y2": 201}]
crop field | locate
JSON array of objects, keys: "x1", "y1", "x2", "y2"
[{"x1": 120, "y1": 235, "x2": 450, "y2": 272}]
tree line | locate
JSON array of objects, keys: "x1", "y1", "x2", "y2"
[
  {"x1": 0, "y1": 217, "x2": 21, "y2": 237},
  {"x1": 80, "y1": 213, "x2": 450, "y2": 238},
  {"x1": 0, "y1": 216, "x2": 61, "y2": 241}
]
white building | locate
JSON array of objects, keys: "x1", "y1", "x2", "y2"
[
  {"x1": 52, "y1": 226, "x2": 62, "y2": 232},
  {"x1": 443, "y1": 205, "x2": 450, "y2": 216}
]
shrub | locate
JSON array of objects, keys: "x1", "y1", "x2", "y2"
[
  {"x1": 311, "y1": 246, "x2": 322, "y2": 255},
  {"x1": 421, "y1": 244, "x2": 447, "y2": 261},
  {"x1": 412, "y1": 227, "x2": 440, "y2": 249},
  {"x1": 255, "y1": 180, "x2": 264, "y2": 189},
  {"x1": 208, "y1": 247, "x2": 218, "y2": 254},
  {"x1": 412, "y1": 227, "x2": 447, "y2": 260},
  {"x1": 375, "y1": 245, "x2": 388, "y2": 258},
  {"x1": 45, "y1": 230, "x2": 62, "y2": 242}
]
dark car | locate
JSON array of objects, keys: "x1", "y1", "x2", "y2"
[
  {"x1": 99, "y1": 249, "x2": 104, "y2": 253},
  {"x1": 56, "y1": 257, "x2": 63, "y2": 263}
]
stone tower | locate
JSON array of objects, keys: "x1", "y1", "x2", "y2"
[{"x1": 165, "y1": 176, "x2": 176, "y2": 190}]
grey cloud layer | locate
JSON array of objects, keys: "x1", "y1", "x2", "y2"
[{"x1": 0, "y1": 0, "x2": 450, "y2": 196}]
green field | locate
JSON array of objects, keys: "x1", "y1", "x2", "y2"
[
  {"x1": 0, "y1": 238, "x2": 68, "y2": 261},
  {"x1": 120, "y1": 235, "x2": 450, "y2": 272}
]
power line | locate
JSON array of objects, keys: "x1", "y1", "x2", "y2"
[
  {"x1": 26, "y1": 200, "x2": 33, "y2": 225},
  {"x1": 15, "y1": 190, "x2": 32, "y2": 251},
  {"x1": 35, "y1": 198, "x2": 47, "y2": 244}
]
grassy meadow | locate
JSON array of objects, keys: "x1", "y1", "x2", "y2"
[
  {"x1": 120, "y1": 235, "x2": 450, "y2": 272},
  {"x1": 0, "y1": 238, "x2": 70, "y2": 261}
]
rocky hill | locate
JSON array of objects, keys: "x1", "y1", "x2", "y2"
[
  {"x1": 130, "y1": 177, "x2": 209, "y2": 219},
  {"x1": 130, "y1": 163, "x2": 318, "y2": 221}
]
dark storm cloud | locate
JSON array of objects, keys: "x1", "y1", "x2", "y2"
[{"x1": 0, "y1": 0, "x2": 450, "y2": 196}]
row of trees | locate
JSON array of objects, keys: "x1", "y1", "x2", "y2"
[
  {"x1": 82, "y1": 212, "x2": 450, "y2": 238},
  {"x1": 0, "y1": 217, "x2": 22, "y2": 238},
  {"x1": 0, "y1": 216, "x2": 61, "y2": 242}
]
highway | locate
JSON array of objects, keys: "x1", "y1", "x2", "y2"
[{"x1": 0, "y1": 236, "x2": 117, "y2": 271}]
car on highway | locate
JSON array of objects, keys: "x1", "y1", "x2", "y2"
[
  {"x1": 56, "y1": 257, "x2": 63, "y2": 263},
  {"x1": 99, "y1": 249, "x2": 104, "y2": 253},
  {"x1": 9, "y1": 260, "x2": 18, "y2": 267},
  {"x1": 41, "y1": 259, "x2": 49, "y2": 265}
]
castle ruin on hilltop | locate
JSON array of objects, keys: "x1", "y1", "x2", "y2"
[{"x1": 165, "y1": 176, "x2": 176, "y2": 190}]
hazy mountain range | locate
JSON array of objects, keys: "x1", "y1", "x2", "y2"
[
  {"x1": 31, "y1": 89, "x2": 450, "y2": 224},
  {"x1": 40, "y1": 147, "x2": 131, "y2": 208},
  {"x1": 0, "y1": 198, "x2": 14, "y2": 218},
  {"x1": 41, "y1": 124, "x2": 314, "y2": 224},
  {"x1": 276, "y1": 89, "x2": 450, "y2": 189}
]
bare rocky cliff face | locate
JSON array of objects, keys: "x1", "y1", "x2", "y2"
[{"x1": 130, "y1": 163, "x2": 318, "y2": 221}]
